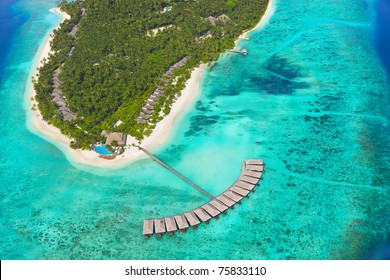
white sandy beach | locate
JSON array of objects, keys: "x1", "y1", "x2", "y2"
[{"x1": 26, "y1": 1, "x2": 275, "y2": 169}]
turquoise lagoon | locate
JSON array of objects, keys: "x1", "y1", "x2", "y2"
[{"x1": 0, "y1": 0, "x2": 389, "y2": 259}]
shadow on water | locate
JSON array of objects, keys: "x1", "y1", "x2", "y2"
[{"x1": 249, "y1": 55, "x2": 309, "y2": 95}]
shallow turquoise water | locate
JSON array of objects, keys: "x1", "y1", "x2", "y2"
[{"x1": 0, "y1": 0, "x2": 389, "y2": 259}]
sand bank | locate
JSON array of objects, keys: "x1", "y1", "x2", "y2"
[{"x1": 26, "y1": 1, "x2": 274, "y2": 169}]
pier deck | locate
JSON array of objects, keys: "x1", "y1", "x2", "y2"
[
  {"x1": 216, "y1": 194, "x2": 236, "y2": 208},
  {"x1": 143, "y1": 159, "x2": 264, "y2": 238},
  {"x1": 234, "y1": 180, "x2": 256, "y2": 191},
  {"x1": 154, "y1": 218, "x2": 166, "y2": 237},
  {"x1": 193, "y1": 208, "x2": 212, "y2": 223},
  {"x1": 165, "y1": 217, "x2": 177, "y2": 235},
  {"x1": 143, "y1": 220, "x2": 154, "y2": 238},
  {"x1": 210, "y1": 199, "x2": 228, "y2": 213},
  {"x1": 138, "y1": 146, "x2": 214, "y2": 199},
  {"x1": 184, "y1": 211, "x2": 201, "y2": 228},
  {"x1": 230, "y1": 186, "x2": 250, "y2": 197},
  {"x1": 202, "y1": 203, "x2": 220, "y2": 218},
  {"x1": 174, "y1": 214, "x2": 189, "y2": 232},
  {"x1": 240, "y1": 175, "x2": 259, "y2": 185}
]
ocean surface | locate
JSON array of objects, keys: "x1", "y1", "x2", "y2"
[{"x1": 0, "y1": 0, "x2": 389, "y2": 259}]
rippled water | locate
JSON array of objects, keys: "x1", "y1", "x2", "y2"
[{"x1": 0, "y1": 0, "x2": 389, "y2": 259}]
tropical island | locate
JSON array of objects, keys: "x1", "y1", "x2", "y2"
[{"x1": 31, "y1": 0, "x2": 269, "y2": 163}]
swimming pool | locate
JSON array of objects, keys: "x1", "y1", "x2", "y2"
[{"x1": 94, "y1": 145, "x2": 114, "y2": 155}]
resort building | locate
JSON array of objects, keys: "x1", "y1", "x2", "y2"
[{"x1": 101, "y1": 131, "x2": 127, "y2": 146}]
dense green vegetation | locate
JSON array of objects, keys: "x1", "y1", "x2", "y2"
[{"x1": 34, "y1": 0, "x2": 268, "y2": 149}]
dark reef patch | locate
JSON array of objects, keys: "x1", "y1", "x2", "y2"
[
  {"x1": 249, "y1": 55, "x2": 309, "y2": 95},
  {"x1": 184, "y1": 115, "x2": 220, "y2": 137}
]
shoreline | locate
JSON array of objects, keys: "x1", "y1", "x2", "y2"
[
  {"x1": 235, "y1": 0, "x2": 275, "y2": 47},
  {"x1": 25, "y1": 1, "x2": 275, "y2": 169}
]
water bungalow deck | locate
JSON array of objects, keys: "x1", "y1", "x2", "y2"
[
  {"x1": 230, "y1": 186, "x2": 250, "y2": 197},
  {"x1": 216, "y1": 194, "x2": 235, "y2": 208},
  {"x1": 246, "y1": 165, "x2": 264, "y2": 172},
  {"x1": 223, "y1": 190, "x2": 244, "y2": 203},
  {"x1": 202, "y1": 203, "x2": 220, "y2": 218},
  {"x1": 234, "y1": 180, "x2": 255, "y2": 191},
  {"x1": 246, "y1": 159, "x2": 264, "y2": 166},
  {"x1": 174, "y1": 214, "x2": 189, "y2": 232},
  {"x1": 193, "y1": 208, "x2": 212, "y2": 223},
  {"x1": 184, "y1": 211, "x2": 200, "y2": 228},
  {"x1": 164, "y1": 217, "x2": 177, "y2": 236},
  {"x1": 242, "y1": 170, "x2": 262, "y2": 179},
  {"x1": 142, "y1": 157, "x2": 265, "y2": 238},
  {"x1": 154, "y1": 218, "x2": 166, "y2": 237},
  {"x1": 209, "y1": 199, "x2": 228, "y2": 213},
  {"x1": 143, "y1": 219, "x2": 154, "y2": 238},
  {"x1": 240, "y1": 175, "x2": 259, "y2": 185}
]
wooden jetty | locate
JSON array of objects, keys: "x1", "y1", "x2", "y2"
[
  {"x1": 227, "y1": 49, "x2": 248, "y2": 55},
  {"x1": 142, "y1": 158, "x2": 265, "y2": 238},
  {"x1": 239, "y1": 35, "x2": 250, "y2": 41},
  {"x1": 138, "y1": 146, "x2": 214, "y2": 199}
]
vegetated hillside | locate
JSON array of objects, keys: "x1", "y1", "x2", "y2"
[{"x1": 34, "y1": 0, "x2": 268, "y2": 149}]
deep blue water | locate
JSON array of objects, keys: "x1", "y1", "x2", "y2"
[
  {"x1": 0, "y1": 0, "x2": 390, "y2": 260},
  {"x1": 375, "y1": 0, "x2": 390, "y2": 82},
  {"x1": 0, "y1": 0, "x2": 28, "y2": 82},
  {"x1": 372, "y1": 0, "x2": 390, "y2": 260}
]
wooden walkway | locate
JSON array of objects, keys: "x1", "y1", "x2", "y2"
[
  {"x1": 143, "y1": 159, "x2": 265, "y2": 238},
  {"x1": 227, "y1": 48, "x2": 248, "y2": 55},
  {"x1": 137, "y1": 146, "x2": 214, "y2": 199}
]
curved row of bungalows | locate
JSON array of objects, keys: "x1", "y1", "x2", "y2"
[
  {"x1": 51, "y1": 68, "x2": 76, "y2": 121},
  {"x1": 48, "y1": 8, "x2": 86, "y2": 122},
  {"x1": 165, "y1": 56, "x2": 189, "y2": 78},
  {"x1": 143, "y1": 159, "x2": 265, "y2": 238},
  {"x1": 136, "y1": 56, "x2": 190, "y2": 124}
]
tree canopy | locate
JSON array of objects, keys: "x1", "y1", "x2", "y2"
[{"x1": 34, "y1": 0, "x2": 268, "y2": 149}]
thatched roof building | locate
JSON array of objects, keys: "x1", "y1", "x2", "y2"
[
  {"x1": 61, "y1": 111, "x2": 76, "y2": 121},
  {"x1": 105, "y1": 132, "x2": 127, "y2": 146},
  {"x1": 136, "y1": 117, "x2": 148, "y2": 124},
  {"x1": 206, "y1": 14, "x2": 230, "y2": 26},
  {"x1": 218, "y1": 14, "x2": 230, "y2": 22},
  {"x1": 206, "y1": 16, "x2": 217, "y2": 26}
]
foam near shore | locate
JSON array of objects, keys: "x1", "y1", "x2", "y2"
[{"x1": 25, "y1": 1, "x2": 274, "y2": 169}]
